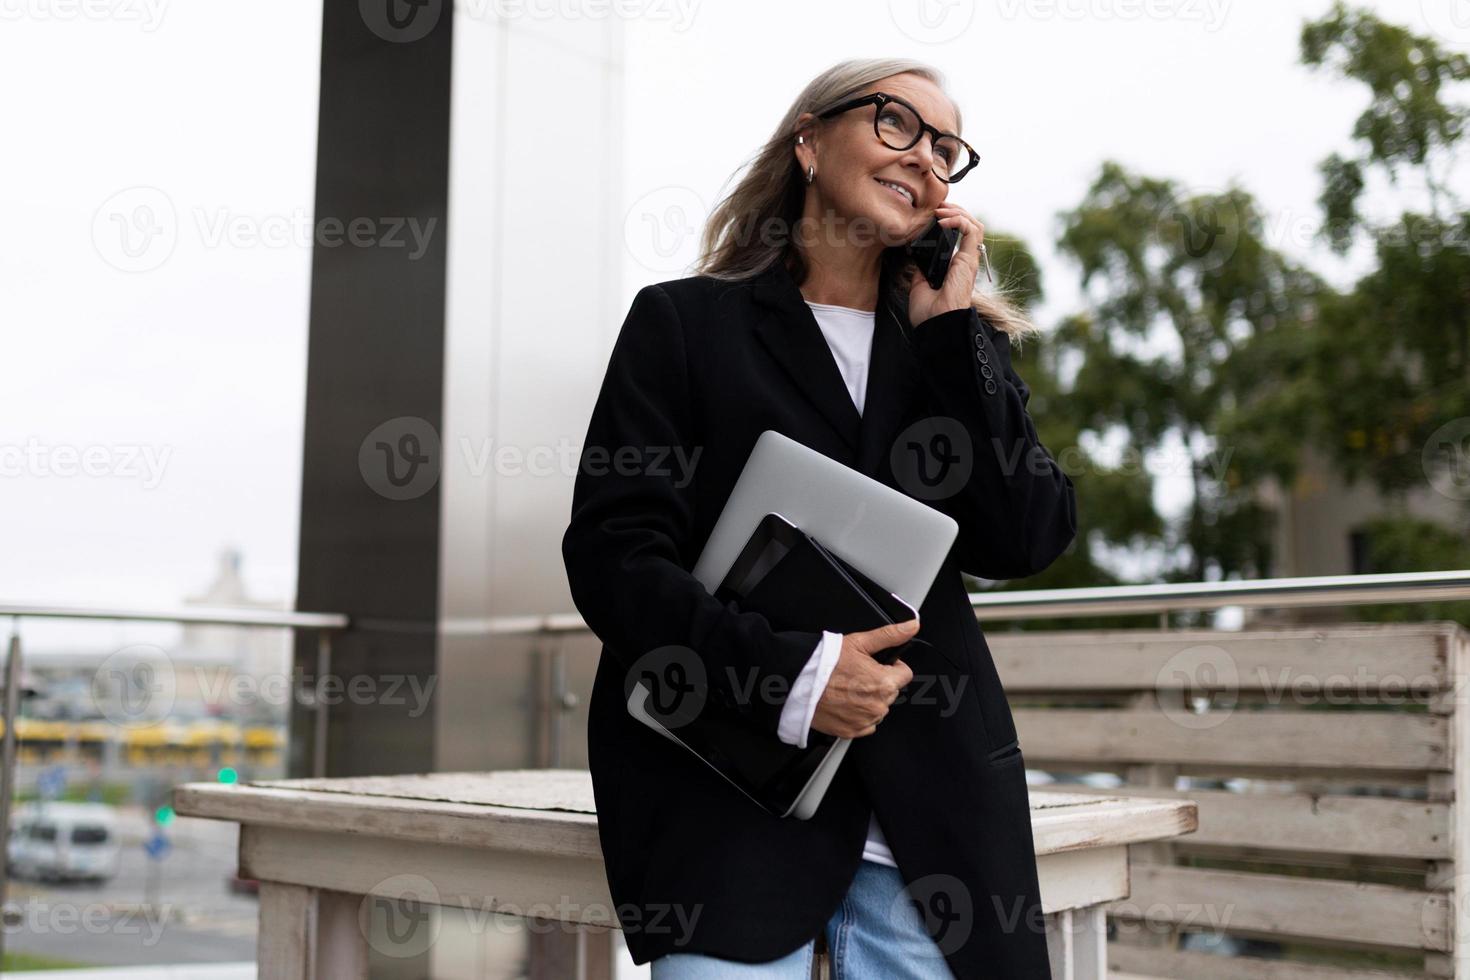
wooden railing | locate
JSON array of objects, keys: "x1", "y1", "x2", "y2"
[{"x1": 989, "y1": 621, "x2": 1470, "y2": 979}]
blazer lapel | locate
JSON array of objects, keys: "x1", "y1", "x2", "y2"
[
  {"x1": 751, "y1": 261, "x2": 862, "y2": 455},
  {"x1": 854, "y1": 286, "x2": 920, "y2": 481},
  {"x1": 749, "y1": 257, "x2": 922, "y2": 481}
]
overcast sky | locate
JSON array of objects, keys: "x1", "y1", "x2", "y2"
[{"x1": 3, "y1": 0, "x2": 1463, "y2": 652}]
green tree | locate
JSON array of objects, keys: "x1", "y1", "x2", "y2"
[{"x1": 1052, "y1": 165, "x2": 1326, "y2": 594}]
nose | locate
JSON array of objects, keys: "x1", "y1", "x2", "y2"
[{"x1": 897, "y1": 147, "x2": 936, "y2": 199}]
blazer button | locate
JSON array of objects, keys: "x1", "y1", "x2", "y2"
[
  {"x1": 984, "y1": 378, "x2": 998, "y2": 395},
  {"x1": 980, "y1": 363, "x2": 994, "y2": 379},
  {"x1": 976, "y1": 347, "x2": 988, "y2": 363},
  {"x1": 973, "y1": 334, "x2": 984, "y2": 349}
]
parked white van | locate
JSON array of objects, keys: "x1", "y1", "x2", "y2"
[{"x1": 6, "y1": 802, "x2": 121, "y2": 884}]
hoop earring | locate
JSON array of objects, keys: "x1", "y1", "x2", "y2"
[{"x1": 796, "y1": 135, "x2": 814, "y2": 184}]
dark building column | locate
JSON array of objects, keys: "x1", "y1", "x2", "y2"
[{"x1": 291, "y1": 0, "x2": 453, "y2": 780}]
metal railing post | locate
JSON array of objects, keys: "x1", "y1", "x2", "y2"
[
  {"x1": 0, "y1": 623, "x2": 22, "y2": 973},
  {"x1": 313, "y1": 631, "x2": 332, "y2": 780}
]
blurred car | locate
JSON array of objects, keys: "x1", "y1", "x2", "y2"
[{"x1": 7, "y1": 802, "x2": 121, "y2": 884}]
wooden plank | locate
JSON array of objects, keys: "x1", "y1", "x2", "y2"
[
  {"x1": 253, "y1": 769, "x2": 597, "y2": 811},
  {"x1": 1015, "y1": 709, "x2": 1448, "y2": 771},
  {"x1": 1026, "y1": 792, "x2": 1198, "y2": 857},
  {"x1": 316, "y1": 889, "x2": 368, "y2": 979},
  {"x1": 178, "y1": 779, "x2": 1197, "y2": 860},
  {"x1": 1048, "y1": 906, "x2": 1107, "y2": 980},
  {"x1": 241, "y1": 825, "x2": 619, "y2": 928},
  {"x1": 1039, "y1": 784, "x2": 1450, "y2": 860},
  {"x1": 989, "y1": 623, "x2": 1459, "y2": 694},
  {"x1": 1037, "y1": 846, "x2": 1129, "y2": 915},
  {"x1": 1448, "y1": 627, "x2": 1470, "y2": 979},
  {"x1": 1107, "y1": 865, "x2": 1450, "y2": 953},
  {"x1": 258, "y1": 881, "x2": 313, "y2": 980},
  {"x1": 1107, "y1": 943, "x2": 1423, "y2": 978},
  {"x1": 175, "y1": 783, "x2": 606, "y2": 860}
]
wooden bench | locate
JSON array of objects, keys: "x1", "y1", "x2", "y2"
[{"x1": 173, "y1": 768, "x2": 1196, "y2": 979}]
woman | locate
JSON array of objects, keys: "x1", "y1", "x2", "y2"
[{"x1": 561, "y1": 57, "x2": 1076, "y2": 979}]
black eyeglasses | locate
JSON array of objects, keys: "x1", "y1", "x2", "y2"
[{"x1": 815, "y1": 91, "x2": 979, "y2": 184}]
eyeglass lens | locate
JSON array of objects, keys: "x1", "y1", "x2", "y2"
[{"x1": 874, "y1": 100, "x2": 969, "y2": 181}]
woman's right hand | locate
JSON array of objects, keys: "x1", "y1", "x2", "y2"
[{"x1": 810, "y1": 620, "x2": 919, "y2": 739}]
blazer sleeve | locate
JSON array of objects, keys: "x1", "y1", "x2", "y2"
[
  {"x1": 906, "y1": 305, "x2": 1077, "y2": 580},
  {"x1": 561, "y1": 283, "x2": 825, "y2": 738}
]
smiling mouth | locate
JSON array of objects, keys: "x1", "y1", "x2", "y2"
[{"x1": 875, "y1": 178, "x2": 915, "y2": 208}]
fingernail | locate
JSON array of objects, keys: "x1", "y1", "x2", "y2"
[{"x1": 901, "y1": 619, "x2": 920, "y2": 631}]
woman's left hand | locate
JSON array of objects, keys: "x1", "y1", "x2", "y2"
[{"x1": 906, "y1": 203, "x2": 985, "y2": 328}]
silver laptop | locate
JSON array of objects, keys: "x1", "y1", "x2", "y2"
[{"x1": 629, "y1": 429, "x2": 959, "y2": 819}]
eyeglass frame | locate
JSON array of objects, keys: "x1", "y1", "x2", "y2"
[{"x1": 812, "y1": 91, "x2": 979, "y2": 185}]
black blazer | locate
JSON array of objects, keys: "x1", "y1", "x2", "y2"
[{"x1": 561, "y1": 255, "x2": 1077, "y2": 979}]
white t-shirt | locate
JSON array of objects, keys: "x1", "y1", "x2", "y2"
[{"x1": 770, "y1": 299, "x2": 896, "y2": 869}]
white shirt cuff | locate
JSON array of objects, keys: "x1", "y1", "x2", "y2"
[{"x1": 775, "y1": 630, "x2": 844, "y2": 749}]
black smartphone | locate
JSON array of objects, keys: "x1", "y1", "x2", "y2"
[{"x1": 904, "y1": 216, "x2": 962, "y2": 290}]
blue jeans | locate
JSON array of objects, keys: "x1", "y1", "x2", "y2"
[{"x1": 649, "y1": 859, "x2": 955, "y2": 979}]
